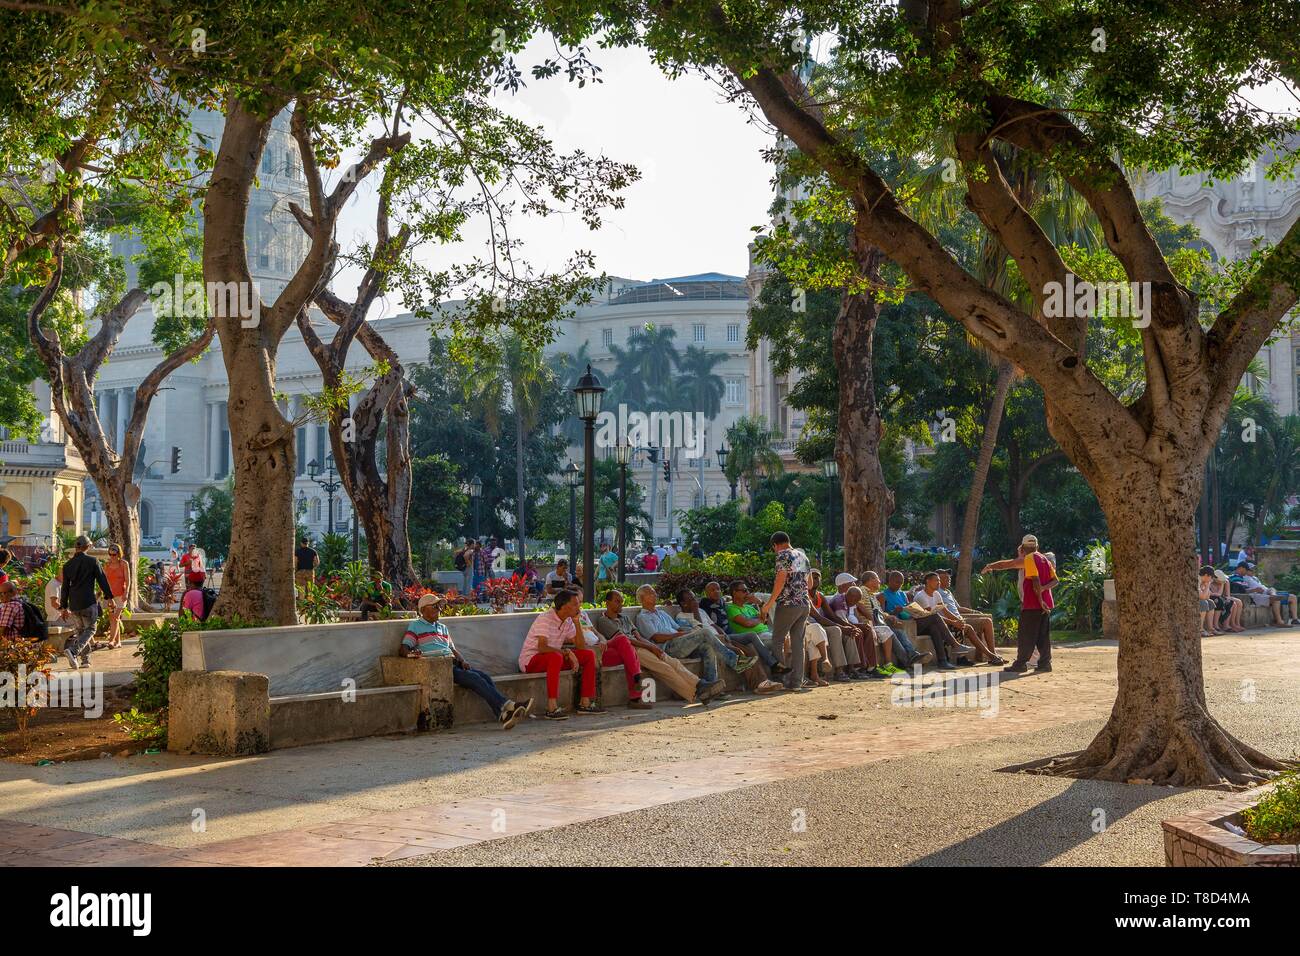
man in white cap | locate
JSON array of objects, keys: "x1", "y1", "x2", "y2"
[
  {"x1": 401, "y1": 592, "x2": 532, "y2": 729},
  {"x1": 982, "y1": 534, "x2": 1057, "y2": 674}
]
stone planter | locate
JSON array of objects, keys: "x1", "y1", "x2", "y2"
[{"x1": 1163, "y1": 784, "x2": 1299, "y2": 866}]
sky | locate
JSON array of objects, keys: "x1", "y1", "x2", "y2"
[{"x1": 331, "y1": 39, "x2": 778, "y2": 318}]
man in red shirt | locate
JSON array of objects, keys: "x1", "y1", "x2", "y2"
[{"x1": 982, "y1": 533, "x2": 1057, "y2": 674}]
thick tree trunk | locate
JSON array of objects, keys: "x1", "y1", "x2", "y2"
[
  {"x1": 96, "y1": 476, "x2": 141, "y2": 608},
  {"x1": 835, "y1": 239, "x2": 892, "y2": 575},
  {"x1": 1048, "y1": 462, "x2": 1287, "y2": 786},
  {"x1": 204, "y1": 100, "x2": 297, "y2": 625},
  {"x1": 956, "y1": 359, "x2": 1013, "y2": 606}
]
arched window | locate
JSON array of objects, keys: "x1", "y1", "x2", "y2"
[
  {"x1": 310, "y1": 498, "x2": 322, "y2": 523},
  {"x1": 139, "y1": 500, "x2": 153, "y2": 536}
]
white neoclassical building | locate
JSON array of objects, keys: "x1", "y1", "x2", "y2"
[{"x1": 1132, "y1": 135, "x2": 1300, "y2": 412}]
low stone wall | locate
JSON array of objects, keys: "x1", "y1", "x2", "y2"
[{"x1": 1163, "y1": 784, "x2": 1299, "y2": 867}]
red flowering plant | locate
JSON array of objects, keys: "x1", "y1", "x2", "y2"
[{"x1": 480, "y1": 574, "x2": 532, "y2": 613}]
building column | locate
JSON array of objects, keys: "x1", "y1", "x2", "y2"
[
  {"x1": 208, "y1": 402, "x2": 221, "y2": 479},
  {"x1": 115, "y1": 388, "x2": 129, "y2": 455}
]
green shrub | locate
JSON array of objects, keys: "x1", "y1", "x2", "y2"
[
  {"x1": 1242, "y1": 772, "x2": 1300, "y2": 844},
  {"x1": 133, "y1": 612, "x2": 271, "y2": 712},
  {"x1": 296, "y1": 581, "x2": 342, "y2": 624},
  {"x1": 113, "y1": 708, "x2": 166, "y2": 745}
]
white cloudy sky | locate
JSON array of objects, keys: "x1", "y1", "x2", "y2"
[{"x1": 331, "y1": 39, "x2": 777, "y2": 318}]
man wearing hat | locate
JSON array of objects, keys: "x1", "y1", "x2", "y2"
[
  {"x1": 983, "y1": 534, "x2": 1057, "y2": 673},
  {"x1": 401, "y1": 593, "x2": 532, "y2": 729},
  {"x1": 58, "y1": 535, "x2": 113, "y2": 669}
]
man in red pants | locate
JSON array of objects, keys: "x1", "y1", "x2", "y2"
[{"x1": 519, "y1": 588, "x2": 606, "y2": 720}]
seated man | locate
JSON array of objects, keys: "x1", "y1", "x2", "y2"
[
  {"x1": 0, "y1": 580, "x2": 25, "y2": 639},
  {"x1": 860, "y1": 572, "x2": 933, "y2": 672},
  {"x1": 827, "y1": 584, "x2": 894, "y2": 677},
  {"x1": 593, "y1": 590, "x2": 699, "y2": 703},
  {"x1": 403, "y1": 593, "x2": 531, "y2": 729},
  {"x1": 633, "y1": 585, "x2": 728, "y2": 703},
  {"x1": 575, "y1": 594, "x2": 653, "y2": 710},
  {"x1": 358, "y1": 570, "x2": 392, "y2": 621},
  {"x1": 701, "y1": 580, "x2": 784, "y2": 677},
  {"x1": 543, "y1": 560, "x2": 574, "y2": 597},
  {"x1": 1231, "y1": 562, "x2": 1300, "y2": 627},
  {"x1": 807, "y1": 568, "x2": 867, "y2": 682},
  {"x1": 878, "y1": 570, "x2": 960, "y2": 671},
  {"x1": 519, "y1": 589, "x2": 605, "y2": 719},
  {"x1": 678, "y1": 588, "x2": 782, "y2": 693},
  {"x1": 916, "y1": 571, "x2": 1005, "y2": 665},
  {"x1": 935, "y1": 569, "x2": 999, "y2": 657}
]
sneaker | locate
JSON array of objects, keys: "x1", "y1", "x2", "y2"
[
  {"x1": 734, "y1": 655, "x2": 758, "y2": 673},
  {"x1": 833, "y1": 672, "x2": 853, "y2": 683},
  {"x1": 882, "y1": 663, "x2": 906, "y2": 674},
  {"x1": 953, "y1": 643, "x2": 976, "y2": 658},
  {"x1": 870, "y1": 666, "x2": 892, "y2": 678},
  {"x1": 576, "y1": 702, "x2": 607, "y2": 715},
  {"x1": 500, "y1": 704, "x2": 526, "y2": 730},
  {"x1": 64, "y1": 651, "x2": 79, "y2": 669},
  {"x1": 516, "y1": 697, "x2": 535, "y2": 719},
  {"x1": 697, "y1": 679, "x2": 726, "y2": 704},
  {"x1": 543, "y1": 708, "x2": 569, "y2": 720},
  {"x1": 912, "y1": 651, "x2": 935, "y2": 667}
]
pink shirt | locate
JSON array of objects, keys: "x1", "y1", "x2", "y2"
[
  {"x1": 182, "y1": 588, "x2": 205, "y2": 618},
  {"x1": 519, "y1": 610, "x2": 577, "y2": 671}
]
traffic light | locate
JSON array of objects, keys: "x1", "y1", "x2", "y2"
[
  {"x1": 663, "y1": 459, "x2": 671, "y2": 482},
  {"x1": 647, "y1": 448, "x2": 658, "y2": 465},
  {"x1": 170, "y1": 446, "x2": 182, "y2": 474}
]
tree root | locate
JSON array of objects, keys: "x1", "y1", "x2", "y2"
[{"x1": 1035, "y1": 706, "x2": 1294, "y2": 789}]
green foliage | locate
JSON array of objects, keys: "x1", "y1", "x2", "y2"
[
  {"x1": 1053, "y1": 543, "x2": 1112, "y2": 633},
  {"x1": 316, "y1": 533, "x2": 351, "y2": 576},
  {"x1": 677, "y1": 500, "x2": 744, "y2": 554},
  {"x1": 1242, "y1": 772, "x2": 1300, "y2": 844},
  {"x1": 408, "y1": 455, "x2": 468, "y2": 552},
  {"x1": 132, "y1": 612, "x2": 270, "y2": 712},
  {"x1": 722, "y1": 417, "x2": 783, "y2": 504},
  {"x1": 186, "y1": 480, "x2": 233, "y2": 561},
  {"x1": 112, "y1": 708, "x2": 166, "y2": 745},
  {"x1": 296, "y1": 581, "x2": 341, "y2": 625},
  {"x1": 656, "y1": 551, "x2": 777, "y2": 599}
]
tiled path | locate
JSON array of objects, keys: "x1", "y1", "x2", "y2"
[{"x1": 0, "y1": 670, "x2": 1125, "y2": 866}]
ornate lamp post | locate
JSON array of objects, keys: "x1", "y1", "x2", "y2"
[
  {"x1": 821, "y1": 457, "x2": 839, "y2": 566},
  {"x1": 615, "y1": 442, "x2": 631, "y2": 583},
  {"x1": 467, "y1": 475, "x2": 483, "y2": 540},
  {"x1": 571, "y1": 364, "x2": 605, "y2": 603},
  {"x1": 565, "y1": 460, "x2": 581, "y2": 570},
  {"x1": 308, "y1": 455, "x2": 342, "y2": 535},
  {"x1": 717, "y1": 443, "x2": 736, "y2": 500}
]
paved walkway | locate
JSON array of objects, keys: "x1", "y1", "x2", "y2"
[{"x1": 2, "y1": 632, "x2": 1296, "y2": 866}]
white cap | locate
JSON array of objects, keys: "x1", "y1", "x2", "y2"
[{"x1": 834, "y1": 572, "x2": 857, "y2": 587}]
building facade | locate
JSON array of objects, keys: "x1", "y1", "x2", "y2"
[{"x1": 0, "y1": 381, "x2": 87, "y2": 547}]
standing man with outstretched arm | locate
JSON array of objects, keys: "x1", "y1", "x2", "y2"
[
  {"x1": 761, "y1": 531, "x2": 811, "y2": 691},
  {"x1": 58, "y1": 535, "x2": 114, "y2": 670},
  {"x1": 982, "y1": 534, "x2": 1057, "y2": 674}
]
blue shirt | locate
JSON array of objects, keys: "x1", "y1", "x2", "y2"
[
  {"x1": 402, "y1": 619, "x2": 454, "y2": 657},
  {"x1": 881, "y1": 588, "x2": 911, "y2": 619},
  {"x1": 635, "y1": 607, "x2": 687, "y2": 641}
]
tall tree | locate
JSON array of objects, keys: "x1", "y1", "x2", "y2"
[
  {"x1": 624, "y1": 0, "x2": 1300, "y2": 784},
  {"x1": 723, "y1": 415, "x2": 784, "y2": 514}
]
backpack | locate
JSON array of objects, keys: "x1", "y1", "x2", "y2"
[
  {"x1": 200, "y1": 587, "x2": 219, "y2": 621},
  {"x1": 454, "y1": 549, "x2": 467, "y2": 571},
  {"x1": 19, "y1": 598, "x2": 47, "y2": 641}
]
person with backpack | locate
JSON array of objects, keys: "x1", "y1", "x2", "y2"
[{"x1": 0, "y1": 580, "x2": 26, "y2": 638}]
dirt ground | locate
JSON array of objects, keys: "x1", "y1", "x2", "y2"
[{"x1": 0, "y1": 684, "x2": 143, "y2": 764}]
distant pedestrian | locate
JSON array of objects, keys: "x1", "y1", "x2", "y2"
[
  {"x1": 295, "y1": 536, "x2": 319, "y2": 591},
  {"x1": 982, "y1": 533, "x2": 1057, "y2": 674}
]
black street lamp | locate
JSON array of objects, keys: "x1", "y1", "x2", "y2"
[
  {"x1": 616, "y1": 442, "x2": 631, "y2": 583},
  {"x1": 565, "y1": 460, "x2": 581, "y2": 571},
  {"x1": 467, "y1": 475, "x2": 483, "y2": 539},
  {"x1": 572, "y1": 364, "x2": 605, "y2": 603},
  {"x1": 821, "y1": 457, "x2": 839, "y2": 566},
  {"x1": 308, "y1": 455, "x2": 342, "y2": 535},
  {"x1": 717, "y1": 443, "x2": 736, "y2": 500}
]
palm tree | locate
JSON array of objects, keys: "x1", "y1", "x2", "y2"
[
  {"x1": 725, "y1": 416, "x2": 784, "y2": 515},
  {"x1": 633, "y1": 323, "x2": 679, "y2": 384},
  {"x1": 606, "y1": 339, "x2": 648, "y2": 410},
  {"x1": 910, "y1": 139, "x2": 1100, "y2": 603},
  {"x1": 465, "y1": 333, "x2": 550, "y2": 564},
  {"x1": 673, "y1": 345, "x2": 727, "y2": 419},
  {"x1": 554, "y1": 340, "x2": 594, "y2": 446}
]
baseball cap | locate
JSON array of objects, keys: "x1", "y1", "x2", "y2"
[
  {"x1": 417, "y1": 593, "x2": 444, "y2": 610},
  {"x1": 834, "y1": 572, "x2": 857, "y2": 587},
  {"x1": 1021, "y1": 534, "x2": 1039, "y2": 549}
]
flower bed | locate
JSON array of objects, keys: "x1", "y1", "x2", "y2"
[{"x1": 1163, "y1": 779, "x2": 1300, "y2": 867}]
